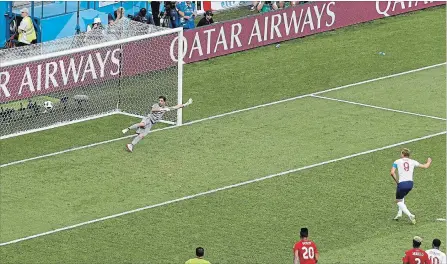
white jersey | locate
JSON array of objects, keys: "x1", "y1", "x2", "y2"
[
  {"x1": 393, "y1": 158, "x2": 420, "y2": 182},
  {"x1": 426, "y1": 249, "x2": 447, "y2": 264}
]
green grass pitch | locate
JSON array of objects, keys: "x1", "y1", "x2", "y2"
[{"x1": 0, "y1": 6, "x2": 445, "y2": 264}]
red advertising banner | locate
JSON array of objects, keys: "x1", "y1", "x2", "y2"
[
  {"x1": 0, "y1": 34, "x2": 176, "y2": 103},
  {"x1": 171, "y1": 1, "x2": 445, "y2": 63},
  {"x1": 0, "y1": 46, "x2": 122, "y2": 103},
  {"x1": 0, "y1": 1, "x2": 443, "y2": 102}
]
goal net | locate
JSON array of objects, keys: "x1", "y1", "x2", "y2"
[{"x1": 0, "y1": 19, "x2": 183, "y2": 139}]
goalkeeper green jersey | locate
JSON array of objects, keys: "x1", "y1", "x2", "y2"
[{"x1": 185, "y1": 258, "x2": 211, "y2": 264}]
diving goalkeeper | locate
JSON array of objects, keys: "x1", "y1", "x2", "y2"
[{"x1": 122, "y1": 95, "x2": 192, "y2": 152}]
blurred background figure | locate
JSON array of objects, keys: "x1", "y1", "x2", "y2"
[
  {"x1": 151, "y1": 1, "x2": 161, "y2": 26},
  {"x1": 86, "y1": 17, "x2": 103, "y2": 32},
  {"x1": 197, "y1": 10, "x2": 214, "y2": 27},
  {"x1": 178, "y1": 1, "x2": 197, "y2": 30},
  {"x1": 257, "y1": 1, "x2": 278, "y2": 13},
  {"x1": 133, "y1": 8, "x2": 154, "y2": 25},
  {"x1": 17, "y1": 7, "x2": 37, "y2": 46}
]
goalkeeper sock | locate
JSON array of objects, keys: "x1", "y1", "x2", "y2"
[{"x1": 131, "y1": 136, "x2": 142, "y2": 145}]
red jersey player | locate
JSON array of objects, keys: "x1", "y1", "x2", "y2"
[
  {"x1": 402, "y1": 236, "x2": 430, "y2": 264},
  {"x1": 293, "y1": 228, "x2": 319, "y2": 264}
]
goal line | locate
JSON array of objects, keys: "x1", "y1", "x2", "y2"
[{"x1": 0, "y1": 110, "x2": 175, "y2": 140}]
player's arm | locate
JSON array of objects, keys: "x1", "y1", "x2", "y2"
[
  {"x1": 402, "y1": 254, "x2": 409, "y2": 264},
  {"x1": 293, "y1": 249, "x2": 300, "y2": 264},
  {"x1": 164, "y1": 98, "x2": 193, "y2": 111},
  {"x1": 390, "y1": 164, "x2": 398, "y2": 184},
  {"x1": 417, "y1": 158, "x2": 432, "y2": 169},
  {"x1": 167, "y1": 104, "x2": 186, "y2": 110},
  {"x1": 312, "y1": 243, "x2": 319, "y2": 263}
]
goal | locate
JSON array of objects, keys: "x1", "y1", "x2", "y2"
[{"x1": 0, "y1": 19, "x2": 184, "y2": 139}]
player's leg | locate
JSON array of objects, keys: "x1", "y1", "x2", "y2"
[
  {"x1": 394, "y1": 198, "x2": 404, "y2": 220},
  {"x1": 394, "y1": 183, "x2": 405, "y2": 220},
  {"x1": 396, "y1": 198, "x2": 412, "y2": 218},
  {"x1": 122, "y1": 119, "x2": 146, "y2": 134},
  {"x1": 395, "y1": 182, "x2": 415, "y2": 223},
  {"x1": 126, "y1": 122, "x2": 153, "y2": 152}
]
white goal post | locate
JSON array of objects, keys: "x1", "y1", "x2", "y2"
[{"x1": 0, "y1": 20, "x2": 184, "y2": 139}]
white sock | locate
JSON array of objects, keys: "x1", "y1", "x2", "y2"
[
  {"x1": 397, "y1": 206, "x2": 402, "y2": 216},
  {"x1": 397, "y1": 199, "x2": 403, "y2": 216},
  {"x1": 397, "y1": 201, "x2": 412, "y2": 217}
]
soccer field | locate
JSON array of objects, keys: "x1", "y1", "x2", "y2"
[{"x1": 0, "y1": 6, "x2": 446, "y2": 264}]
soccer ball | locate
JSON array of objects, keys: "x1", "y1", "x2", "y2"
[{"x1": 43, "y1": 101, "x2": 53, "y2": 110}]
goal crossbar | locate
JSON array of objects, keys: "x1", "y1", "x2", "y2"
[{"x1": 0, "y1": 23, "x2": 184, "y2": 139}]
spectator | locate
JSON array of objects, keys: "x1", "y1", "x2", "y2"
[
  {"x1": 114, "y1": 7, "x2": 125, "y2": 22},
  {"x1": 196, "y1": 10, "x2": 214, "y2": 27},
  {"x1": 278, "y1": 1, "x2": 296, "y2": 8},
  {"x1": 178, "y1": 1, "x2": 197, "y2": 30},
  {"x1": 257, "y1": 1, "x2": 278, "y2": 13},
  {"x1": 87, "y1": 17, "x2": 103, "y2": 32},
  {"x1": 162, "y1": 1, "x2": 180, "y2": 28},
  {"x1": 108, "y1": 13, "x2": 115, "y2": 25},
  {"x1": 133, "y1": 8, "x2": 154, "y2": 25},
  {"x1": 185, "y1": 247, "x2": 211, "y2": 264},
  {"x1": 249, "y1": 1, "x2": 258, "y2": 11},
  {"x1": 17, "y1": 8, "x2": 37, "y2": 46},
  {"x1": 151, "y1": 1, "x2": 161, "y2": 26}
]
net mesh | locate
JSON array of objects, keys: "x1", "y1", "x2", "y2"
[{"x1": 0, "y1": 19, "x2": 180, "y2": 138}]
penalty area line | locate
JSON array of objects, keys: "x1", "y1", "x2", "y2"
[
  {"x1": 311, "y1": 95, "x2": 447, "y2": 121},
  {"x1": 0, "y1": 130, "x2": 445, "y2": 247}
]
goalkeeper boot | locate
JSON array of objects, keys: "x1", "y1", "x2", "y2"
[
  {"x1": 122, "y1": 128, "x2": 129, "y2": 134},
  {"x1": 126, "y1": 144, "x2": 133, "y2": 153}
]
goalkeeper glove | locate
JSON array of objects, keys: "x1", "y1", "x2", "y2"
[{"x1": 183, "y1": 98, "x2": 193, "y2": 107}]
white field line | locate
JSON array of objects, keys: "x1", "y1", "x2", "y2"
[
  {"x1": 1, "y1": 62, "x2": 445, "y2": 168},
  {"x1": 312, "y1": 62, "x2": 446, "y2": 95},
  {"x1": 312, "y1": 95, "x2": 447, "y2": 121},
  {"x1": 0, "y1": 130, "x2": 445, "y2": 247}
]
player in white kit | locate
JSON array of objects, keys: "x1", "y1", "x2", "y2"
[
  {"x1": 390, "y1": 148, "x2": 432, "y2": 224},
  {"x1": 426, "y1": 239, "x2": 446, "y2": 264}
]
